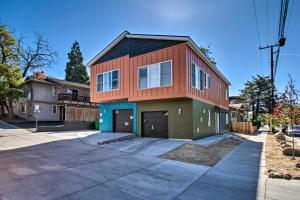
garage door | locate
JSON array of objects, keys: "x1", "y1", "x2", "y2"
[
  {"x1": 142, "y1": 111, "x2": 168, "y2": 138},
  {"x1": 113, "y1": 109, "x2": 133, "y2": 133}
]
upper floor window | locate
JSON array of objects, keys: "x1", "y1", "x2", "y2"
[
  {"x1": 52, "y1": 86, "x2": 57, "y2": 96},
  {"x1": 21, "y1": 104, "x2": 26, "y2": 113},
  {"x1": 191, "y1": 63, "x2": 204, "y2": 90},
  {"x1": 205, "y1": 73, "x2": 211, "y2": 89},
  {"x1": 225, "y1": 88, "x2": 228, "y2": 100},
  {"x1": 138, "y1": 61, "x2": 172, "y2": 89},
  {"x1": 97, "y1": 70, "x2": 119, "y2": 92}
]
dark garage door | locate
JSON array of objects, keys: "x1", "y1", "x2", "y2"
[
  {"x1": 113, "y1": 109, "x2": 133, "y2": 133},
  {"x1": 142, "y1": 111, "x2": 168, "y2": 138}
]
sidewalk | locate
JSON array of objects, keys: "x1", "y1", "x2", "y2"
[{"x1": 177, "y1": 132, "x2": 300, "y2": 200}]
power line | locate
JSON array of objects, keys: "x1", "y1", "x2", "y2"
[{"x1": 252, "y1": 0, "x2": 264, "y2": 74}]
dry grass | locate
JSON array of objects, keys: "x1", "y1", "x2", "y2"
[
  {"x1": 160, "y1": 138, "x2": 241, "y2": 166},
  {"x1": 265, "y1": 134, "x2": 300, "y2": 176}
]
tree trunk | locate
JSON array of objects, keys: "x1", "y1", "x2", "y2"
[
  {"x1": 8, "y1": 98, "x2": 14, "y2": 119},
  {"x1": 0, "y1": 102, "x2": 5, "y2": 116},
  {"x1": 256, "y1": 99, "x2": 260, "y2": 119}
]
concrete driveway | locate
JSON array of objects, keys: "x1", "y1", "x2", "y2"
[{"x1": 0, "y1": 121, "x2": 210, "y2": 200}]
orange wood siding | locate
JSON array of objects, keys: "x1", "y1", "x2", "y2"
[
  {"x1": 186, "y1": 46, "x2": 229, "y2": 109},
  {"x1": 90, "y1": 43, "x2": 229, "y2": 108},
  {"x1": 90, "y1": 55, "x2": 130, "y2": 103},
  {"x1": 129, "y1": 43, "x2": 187, "y2": 101}
]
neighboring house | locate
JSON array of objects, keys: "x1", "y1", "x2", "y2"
[
  {"x1": 14, "y1": 72, "x2": 98, "y2": 124},
  {"x1": 88, "y1": 31, "x2": 230, "y2": 139},
  {"x1": 229, "y1": 103, "x2": 246, "y2": 122}
]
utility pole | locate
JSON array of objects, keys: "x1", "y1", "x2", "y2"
[{"x1": 259, "y1": 37, "x2": 286, "y2": 114}]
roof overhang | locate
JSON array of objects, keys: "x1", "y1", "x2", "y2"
[{"x1": 87, "y1": 31, "x2": 231, "y2": 85}]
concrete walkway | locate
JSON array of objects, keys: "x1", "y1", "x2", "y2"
[{"x1": 177, "y1": 132, "x2": 300, "y2": 200}]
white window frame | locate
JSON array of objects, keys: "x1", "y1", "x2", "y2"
[
  {"x1": 218, "y1": 83, "x2": 221, "y2": 96},
  {"x1": 208, "y1": 110, "x2": 211, "y2": 127},
  {"x1": 138, "y1": 60, "x2": 172, "y2": 89},
  {"x1": 21, "y1": 104, "x2": 27, "y2": 113},
  {"x1": 205, "y1": 73, "x2": 211, "y2": 89},
  {"x1": 231, "y1": 111, "x2": 237, "y2": 118},
  {"x1": 226, "y1": 113, "x2": 229, "y2": 124},
  {"x1": 52, "y1": 105, "x2": 57, "y2": 115},
  {"x1": 225, "y1": 88, "x2": 228, "y2": 100},
  {"x1": 96, "y1": 69, "x2": 119, "y2": 93},
  {"x1": 191, "y1": 62, "x2": 204, "y2": 91},
  {"x1": 52, "y1": 86, "x2": 57, "y2": 96}
]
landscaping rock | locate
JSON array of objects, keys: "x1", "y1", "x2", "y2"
[
  {"x1": 282, "y1": 147, "x2": 300, "y2": 156},
  {"x1": 293, "y1": 176, "x2": 300, "y2": 180},
  {"x1": 281, "y1": 144, "x2": 291, "y2": 149},
  {"x1": 280, "y1": 141, "x2": 286, "y2": 145},
  {"x1": 296, "y1": 163, "x2": 300, "y2": 168},
  {"x1": 269, "y1": 171, "x2": 283, "y2": 179},
  {"x1": 283, "y1": 173, "x2": 292, "y2": 180},
  {"x1": 274, "y1": 132, "x2": 285, "y2": 141}
]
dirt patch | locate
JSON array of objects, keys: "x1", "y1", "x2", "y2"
[
  {"x1": 265, "y1": 134, "x2": 300, "y2": 177},
  {"x1": 160, "y1": 138, "x2": 241, "y2": 166}
]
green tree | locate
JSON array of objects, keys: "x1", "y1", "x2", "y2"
[
  {"x1": 200, "y1": 46, "x2": 217, "y2": 66},
  {"x1": 0, "y1": 24, "x2": 24, "y2": 118},
  {"x1": 240, "y1": 75, "x2": 273, "y2": 121},
  {"x1": 278, "y1": 75, "x2": 299, "y2": 159},
  {"x1": 65, "y1": 41, "x2": 89, "y2": 84}
]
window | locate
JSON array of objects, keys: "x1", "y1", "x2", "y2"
[
  {"x1": 139, "y1": 67, "x2": 148, "y2": 89},
  {"x1": 138, "y1": 61, "x2": 171, "y2": 89},
  {"x1": 21, "y1": 104, "x2": 26, "y2": 113},
  {"x1": 191, "y1": 63, "x2": 204, "y2": 90},
  {"x1": 27, "y1": 91, "x2": 31, "y2": 100},
  {"x1": 226, "y1": 113, "x2": 229, "y2": 124},
  {"x1": 208, "y1": 110, "x2": 211, "y2": 127},
  {"x1": 97, "y1": 70, "x2": 119, "y2": 92},
  {"x1": 52, "y1": 105, "x2": 57, "y2": 115},
  {"x1": 218, "y1": 84, "x2": 221, "y2": 96},
  {"x1": 52, "y1": 86, "x2": 57, "y2": 96},
  {"x1": 205, "y1": 73, "x2": 211, "y2": 89},
  {"x1": 231, "y1": 111, "x2": 237, "y2": 118},
  {"x1": 225, "y1": 88, "x2": 228, "y2": 100}
]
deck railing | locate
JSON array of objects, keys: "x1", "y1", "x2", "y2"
[{"x1": 58, "y1": 93, "x2": 97, "y2": 107}]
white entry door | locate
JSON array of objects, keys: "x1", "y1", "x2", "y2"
[{"x1": 215, "y1": 112, "x2": 220, "y2": 134}]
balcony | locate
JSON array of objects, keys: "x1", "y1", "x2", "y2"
[{"x1": 58, "y1": 93, "x2": 98, "y2": 107}]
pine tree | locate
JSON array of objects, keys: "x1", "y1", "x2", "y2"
[{"x1": 65, "y1": 41, "x2": 89, "y2": 84}]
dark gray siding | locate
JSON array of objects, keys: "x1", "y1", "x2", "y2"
[{"x1": 94, "y1": 38, "x2": 184, "y2": 64}]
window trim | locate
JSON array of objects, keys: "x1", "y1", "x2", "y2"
[
  {"x1": 96, "y1": 69, "x2": 120, "y2": 93},
  {"x1": 208, "y1": 110, "x2": 211, "y2": 127},
  {"x1": 52, "y1": 105, "x2": 57, "y2": 115},
  {"x1": 52, "y1": 86, "x2": 57, "y2": 96},
  {"x1": 205, "y1": 73, "x2": 211, "y2": 89},
  {"x1": 191, "y1": 61, "x2": 204, "y2": 92},
  {"x1": 225, "y1": 88, "x2": 228, "y2": 100},
  {"x1": 137, "y1": 60, "x2": 173, "y2": 90},
  {"x1": 21, "y1": 104, "x2": 27, "y2": 113},
  {"x1": 225, "y1": 113, "x2": 229, "y2": 124}
]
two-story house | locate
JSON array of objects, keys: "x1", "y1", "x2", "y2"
[
  {"x1": 88, "y1": 31, "x2": 230, "y2": 139},
  {"x1": 14, "y1": 72, "x2": 98, "y2": 129}
]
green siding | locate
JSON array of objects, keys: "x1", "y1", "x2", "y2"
[
  {"x1": 219, "y1": 108, "x2": 230, "y2": 133},
  {"x1": 192, "y1": 100, "x2": 216, "y2": 139},
  {"x1": 137, "y1": 99, "x2": 193, "y2": 139}
]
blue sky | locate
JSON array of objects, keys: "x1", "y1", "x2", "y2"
[{"x1": 1, "y1": 0, "x2": 299, "y2": 95}]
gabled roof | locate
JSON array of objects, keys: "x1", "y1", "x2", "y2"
[
  {"x1": 26, "y1": 76, "x2": 90, "y2": 89},
  {"x1": 87, "y1": 31, "x2": 230, "y2": 85}
]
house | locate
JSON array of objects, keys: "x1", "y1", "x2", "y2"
[
  {"x1": 88, "y1": 31, "x2": 230, "y2": 139},
  {"x1": 14, "y1": 72, "x2": 98, "y2": 129},
  {"x1": 229, "y1": 103, "x2": 246, "y2": 122}
]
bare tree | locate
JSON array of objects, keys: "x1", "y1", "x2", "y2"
[{"x1": 20, "y1": 33, "x2": 57, "y2": 77}]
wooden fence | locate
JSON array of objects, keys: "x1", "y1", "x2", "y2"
[
  {"x1": 230, "y1": 122, "x2": 257, "y2": 134},
  {"x1": 65, "y1": 107, "x2": 99, "y2": 122}
]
